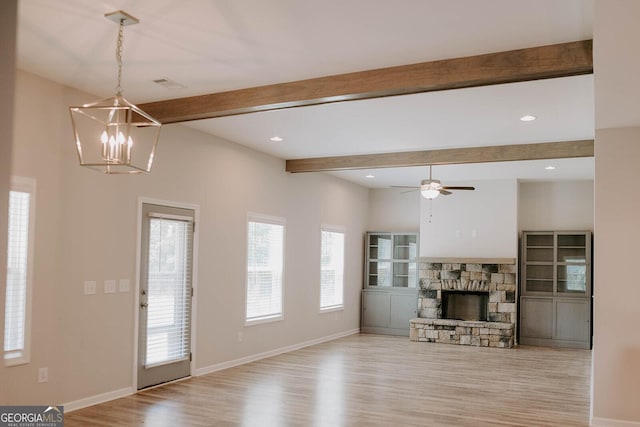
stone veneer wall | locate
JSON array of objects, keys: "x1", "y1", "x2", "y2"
[{"x1": 410, "y1": 258, "x2": 517, "y2": 348}]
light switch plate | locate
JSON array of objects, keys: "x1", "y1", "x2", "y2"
[
  {"x1": 38, "y1": 367, "x2": 48, "y2": 383},
  {"x1": 104, "y1": 280, "x2": 116, "y2": 294},
  {"x1": 84, "y1": 281, "x2": 96, "y2": 295},
  {"x1": 118, "y1": 279, "x2": 130, "y2": 293}
]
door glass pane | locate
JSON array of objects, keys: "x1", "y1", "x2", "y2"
[{"x1": 145, "y1": 218, "x2": 191, "y2": 366}]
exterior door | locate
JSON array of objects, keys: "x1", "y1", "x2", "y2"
[{"x1": 138, "y1": 203, "x2": 194, "y2": 389}]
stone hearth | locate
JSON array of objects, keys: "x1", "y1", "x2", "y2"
[{"x1": 410, "y1": 257, "x2": 517, "y2": 348}]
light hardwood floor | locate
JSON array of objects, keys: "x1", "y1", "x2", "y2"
[{"x1": 66, "y1": 334, "x2": 592, "y2": 426}]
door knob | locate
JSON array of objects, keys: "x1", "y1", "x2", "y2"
[{"x1": 140, "y1": 302, "x2": 148, "y2": 308}]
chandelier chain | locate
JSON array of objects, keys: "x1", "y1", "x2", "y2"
[{"x1": 115, "y1": 19, "x2": 124, "y2": 95}]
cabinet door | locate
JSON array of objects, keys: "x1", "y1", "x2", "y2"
[
  {"x1": 389, "y1": 293, "x2": 418, "y2": 329},
  {"x1": 555, "y1": 299, "x2": 590, "y2": 342},
  {"x1": 362, "y1": 291, "x2": 390, "y2": 327},
  {"x1": 556, "y1": 233, "x2": 589, "y2": 297},
  {"x1": 520, "y1": 297, "x2": 553, "y2": 339}
]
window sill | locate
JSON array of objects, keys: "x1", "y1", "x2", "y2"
[
  {"x1": 319, "y1": 305, "x2": 344, "y2": 314},
  {"x1": 244, "y1": 314, "x2": 284, "y2": 326}
]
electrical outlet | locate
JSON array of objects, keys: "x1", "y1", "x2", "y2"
[
  {"x1": 104, "y1": 280, "x2": 116, "y2": 294},
  {"x1": 38, "y1": 367, "x2": 48, "y2": 383},
  {"x1": 84, "y1": 281, "x2": 96, "y2": 295},
  {"x1": 118, "y1": 279, "x2": 130, "y2": 293}
]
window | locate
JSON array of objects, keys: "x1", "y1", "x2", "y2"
[
  {"x1": 246, "y1": 214, "x2": 285, "y2": 324},
  {"x1": 320, "y1": 226, "x2": 345, "y2": 311},
  {"x1": 4, "y1": 177, "x2": 36, "y2": 365}
]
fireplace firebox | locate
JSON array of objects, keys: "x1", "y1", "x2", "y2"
[{"x1": 442, "y1": 291, "x2": 488, "y2": 321}]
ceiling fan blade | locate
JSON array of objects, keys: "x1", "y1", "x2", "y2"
[
  {"x1": 390, "y1": 185, "x2": 419, "y2": 189},
  {"x1": 439, "y1": 190, "x2": 452, "y2": 196},
  {"x1": 442, "y1": 186, "x2": 475, "y2": 191},
  {"x1": 401, "y1": 189, "x2": 419, "y2": 194}
]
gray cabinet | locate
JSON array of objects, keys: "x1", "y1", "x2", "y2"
[
  {"x1": 361, "y1": 289, "x2": 418, "y2": 336},
  {"x1": 362, "y1": 232, "x2": 419, "y2": 336},
  {"x1": 520, "y1": 231, "x2": 592, "y2": 349}
]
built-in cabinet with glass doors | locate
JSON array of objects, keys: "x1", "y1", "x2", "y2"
[
  {"x1": 362, "y1": 232, "x2": 419, "y2": 336},
  {"x1": 520, "y1": 231, "x2": 592, "y2": 349}
]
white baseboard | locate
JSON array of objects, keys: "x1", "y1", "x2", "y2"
[
  {"x1": 194, "y1": 328, "x2": 360, "y2": 377},
  {"x1": 64, "y1": 386, "x2": 134, "y2": 412},
  {"x1": 591, "y1": 417, "x2": 640, "y2": 426}
]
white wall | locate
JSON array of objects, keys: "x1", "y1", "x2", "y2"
[
  {"x1": 592, "y1": 1, "x2": 640, "y2": 424},
  {"x1": 5, "y1": 70, "x2": 369, "y2": 406},
  {"x1": 0, "y1": 0, "x2": 17, "y2": 403},
  {"x1": 420, "y1": 179, "x2": 518, "y2": 258},
  {"x1": 368, "y1": 188, "x2": 420, "y2": 232},
  {"x1": 519, "y1": 181, "x2": 594, "y2": 231}
]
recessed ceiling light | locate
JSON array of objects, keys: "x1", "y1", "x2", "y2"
[
  {"x1": 545, "y1": 165, "x2": 556, "y2": 170},
  {"x1": 520, "y1": 115, "x2": 537, "y2": 122},
  {"x1": 365, "y1": 174, "x2": 375, "y2": 179},
  {"x1": 269, "y1": 136, "x2": 284, "y2": 142}
]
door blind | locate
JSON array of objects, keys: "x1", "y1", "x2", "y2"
[{"x1": 144, "y1": 216, "x2": 192, "y2": 367}]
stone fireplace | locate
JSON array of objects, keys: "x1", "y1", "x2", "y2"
[{"x1": 410, "y1": 257, "x2": 517, "y2": 348}]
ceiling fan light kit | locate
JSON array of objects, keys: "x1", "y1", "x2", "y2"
[
  {"x1": 393, "y1": 165, "x2": 475, "y2": 199},
  {"x1": 420, "y1": 179, "x2": 442, "y2": 199},
  {"x1": 69, "y1": 10, "x2": 162, "y2": 174}
]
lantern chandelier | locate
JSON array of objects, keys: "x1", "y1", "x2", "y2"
[{"x1": 69, "y1": 10, "x2": 161, "y2": 174}]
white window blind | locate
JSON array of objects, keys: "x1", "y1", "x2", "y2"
[
  {"x1": 246, "y1": 215, "x2": 284, "y2": 323},
  {"x1": 5, "y1": 177, "x2": 35, "y2": 365},
  {"x1": 320, "y1": 227, "x2": 345, "y2": 310},
  {"x1": 145, "y1": 216, "x2": 192, "y2": 367}
]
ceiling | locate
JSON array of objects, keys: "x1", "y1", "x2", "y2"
[{"x1": 16, "y1": 0, "x2": 595, "y2": 188}]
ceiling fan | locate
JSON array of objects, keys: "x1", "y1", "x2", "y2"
[{"x1": 392, "y1": 165, "x2": 475, "y2": 199}]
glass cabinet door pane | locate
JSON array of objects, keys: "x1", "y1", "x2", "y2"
[
  {"x1": 371, "y1": 235, "x2": 392, "y2": 259},
  {"x1": 557, "y1": 264, "x2": 587, "y2": 294},
  {"x1": 393, "y1": 235, "x2": 416, "y2": 260},
  {"x1": 557, "y1": 234, "x2": 586, "y2": 247},
  {"x1": 558, "y1": 247, "x2": 586, "y2": 263},
  {"x1": 526, "y1": 264, "x2": 553, "y2": 279},
  {"x1": 526, "y1": 280, "x2": 553, "y2": 293},
  {"x1": 526, "y1": 248, "x2": 553, "y2": 262},
  {"x1": 393, "y1": 262, "x2": 409, "y2": 287},
  {"x1": 525, "y1": 265, "x2": 553, "y2": 293},
  {"x1": 369, "y1": 261, "x2": 392, "y2": 286},
  {"x1": 526, "y1": 234, "x2": 553, "y2": 247}
]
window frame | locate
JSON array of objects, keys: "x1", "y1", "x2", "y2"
[
  {"x1": 4, "y1": 176, "x2": 36, "y2": 366},
  {"x1": 245, "y1": 213, "x2": 286, "y2": 326},
  {"x1": 319, "y1": 224, "x2": 345, "y2": 313}
]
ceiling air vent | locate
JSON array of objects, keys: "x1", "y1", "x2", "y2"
[{"x1": 152, "y1": 78, "x2": 186, "y2": 90}]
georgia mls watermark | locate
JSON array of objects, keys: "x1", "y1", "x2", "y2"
[{"x1": 0, "y1": 406, "x2": 64, "y2": 427}]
